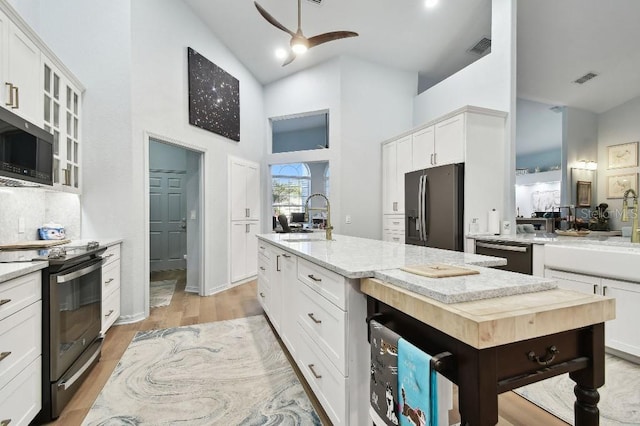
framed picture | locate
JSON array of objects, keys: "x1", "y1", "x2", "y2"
[
  {"x1": 576, "y1": 181, "x2": 592, "y2": 207},
  {"x1": 607, "y1": 173, "x2": 638, "y2": 199},
  {"x1": 607, "y1": 142, "x2": 638, "y2": 169},
  {"x1": 187, "y1": 47, "x2": 240, "y2": 141}
]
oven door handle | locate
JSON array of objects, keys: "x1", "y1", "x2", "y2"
[
  {"x1": 476, "y1": 242, "x2": 528, "y2": 252},
  {"x1": 58, "y1": 339, "x2": 102, "y2": 391},
  {"x1": 56, "y1": 258, "x2": 105, "y2": 283}
]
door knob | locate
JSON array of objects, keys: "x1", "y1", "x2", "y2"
[{"x1": 180, "y1": 218, "x2": 187, "y2": 229}]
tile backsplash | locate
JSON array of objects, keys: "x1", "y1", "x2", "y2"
[{"x1": 0, "y1": 187, "x2": 81, "y2": 244}]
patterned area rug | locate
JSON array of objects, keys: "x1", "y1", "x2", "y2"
[
  {"x1": 82, "y1": 315, "x2": 320, "y2": 425},
  {"x1": 149, "y1": 279, "x2": 176, "y2": 308},
  {"x1": 515, "y1": 354, "x2": 640, "y2": 425}
]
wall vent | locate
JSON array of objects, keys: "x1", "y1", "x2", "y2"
[
  {"x1": 573, "y1": 72, "x2": 598, "y2": 84},
  {"x1": 468, "y1": 37, "x2": 491, "y2": 56}
]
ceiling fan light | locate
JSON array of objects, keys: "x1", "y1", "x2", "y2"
[{"x1": 291, "y1": 36, "x2": 309, "y2": 55}]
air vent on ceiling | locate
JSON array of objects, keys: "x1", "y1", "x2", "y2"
[
  {"x1": 573, "y1": 72, "x2": 598, "y2": 85},
  {"x1": 468, "y1": 37, "x2": 491, "y2": 56}
]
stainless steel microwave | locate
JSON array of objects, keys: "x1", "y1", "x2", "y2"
[{"x1": 0, "y1": 107, "x2": 53, "y2": 185}]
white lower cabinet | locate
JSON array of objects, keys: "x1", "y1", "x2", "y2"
[
  {"x1": 230, "y1": 221, "x2": 259, "y2": 283},
  {"x1": 382, "y1": 214, "x2": 405, "y2": 243},
  {"x1": 545, "y1": 268, "x2": 640, "y2": 358},
  {"x1": 257, "y1": 240, "x2": 369, "y2": 425},
  {"x1": 296, "y1": 322, "x2": 347, "y2": 424},
  {"x1": 101, "y1": 243, "x2": 121, "y2": 334},
  {"x1": 0, "y1": 271, "x2": 42, "y2": 425}
]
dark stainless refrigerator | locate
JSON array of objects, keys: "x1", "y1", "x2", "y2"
[{"x1": 405, "y1": 163, "x2": 464, "y2": 251}]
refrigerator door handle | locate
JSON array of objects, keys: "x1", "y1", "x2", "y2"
[
  {"x1": 417, "y1": 175, "x2": 423, "y2": 240},
  {"x1": 422, "y1": 174, "x2": 429, "y2": 241}
]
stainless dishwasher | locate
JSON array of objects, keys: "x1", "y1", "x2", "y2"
[{"x1": 475, "y1": 239, "x2": 533, "y2": 275}]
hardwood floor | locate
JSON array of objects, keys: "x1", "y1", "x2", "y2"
[{"x1": 45, "y1": 269, "x2": 569, "y2": 426}]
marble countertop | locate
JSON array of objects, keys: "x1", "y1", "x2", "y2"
[
  {"x1": 257, "y1": 233, "x2": 507, "y2": 278},
  {"x1": 0, "y1": 238, "x2": 122, "y2": 283},
  {"x1": 373, "y1": 266, "x2": 557, "y2": 304},
  {"x1": 257, "y1": 233, "x2": 559, "y2": 303},
  {"x1": 467, "y1": 232, "x2": 635, "y2": 247},
  {"x1": 0, "y1": 261, "x2": 48, "y2": 283}
]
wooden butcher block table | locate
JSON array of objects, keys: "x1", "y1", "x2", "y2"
[{"x1": 361, "y1": 278, "x2": 615, "y2": 426}]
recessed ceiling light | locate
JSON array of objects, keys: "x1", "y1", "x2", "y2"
[
  {"x1": 425, "y1": 0, "x2": 438, "y2": 8},
  {"x1": 275, "y1": 48, "x2": 287, "y2": 59}
]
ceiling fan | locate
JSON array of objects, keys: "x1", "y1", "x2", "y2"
[{"x1": 254, "y1": 0, "x2": 359, "y2": 66}]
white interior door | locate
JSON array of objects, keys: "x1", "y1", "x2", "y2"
[{"x1": 149, "y1": 171, "x2": 187, "y2": 271}]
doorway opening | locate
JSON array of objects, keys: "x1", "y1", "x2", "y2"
[{"x1": 148, "y1": 137, "x2": 203, "y2": 311}]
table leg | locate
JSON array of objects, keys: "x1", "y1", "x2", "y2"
[
  {"x1": 457, "y1": 347, "x2": 499, "y2": 426},
  {"x1": 569, "y1": 323, "x2": 605, "y2": 426}
]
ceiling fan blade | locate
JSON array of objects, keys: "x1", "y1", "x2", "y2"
[
  {"x1": 254, "y1": 2, "x2": 295, "y2": 36},
  {"x1": 308, "y1": 31, "x2": 358, "y2": 48},
  {"x1": 282, "y1": 51, "x2": 296, "y2": 67}
]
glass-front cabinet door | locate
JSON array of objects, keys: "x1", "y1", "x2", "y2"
[{"x1": 43, "y1": 56, "x2": 82, "y2": 192}]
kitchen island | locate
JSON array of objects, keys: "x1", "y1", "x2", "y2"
[{"x1": 256, "y1": 233, "x2": 614, "y2": 425}]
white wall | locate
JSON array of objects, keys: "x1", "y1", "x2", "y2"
[
  {"x1": 20, "y1": 0, "x2": 265, "y2": 321},
  {"x1": 340, "y1": 56, "x2": 416, "y2": 238},
  {"x1": 264, "y1": 56, "x2": 416, "y2": 239},
  {"x1": 597, "y1": 95, "x2": 640, "y2": 230},
  {"x1": 413, "y1": 0, "x2": 517, "y2": 231},
  {"x1": 131, "y1": 0, "x2": 265, "y2": 301}
]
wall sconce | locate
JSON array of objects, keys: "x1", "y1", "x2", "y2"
[{"x1": 577, "y1": 160, "x2": 598, "y2": 170}]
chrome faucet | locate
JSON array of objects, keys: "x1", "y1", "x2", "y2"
[
  {"x1": 621, "y1": 189, "x2": 639, "y2": 243},
  {"x1": 304, "y1": 193, "x2": 333, "y2": 240}
]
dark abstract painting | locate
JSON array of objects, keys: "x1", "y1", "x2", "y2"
[{"x1": 187, "y1": 47, "x2": 240, "y2": 141}]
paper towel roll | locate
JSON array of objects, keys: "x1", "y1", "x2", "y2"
[{"x1": 488, "y1": 209, "x2": 500, "y2": 235}]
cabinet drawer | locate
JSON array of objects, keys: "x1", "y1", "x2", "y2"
[
  {"x1": 0, "y1": 356, "x2": 41, "y2": 426},
  {"x1": 258, "y1": 242, "x2": 270, "y2": 259},
  {"x1": 102, "y1": 244, "x2": 121, "y2": 266},
  {"x1": 258, "y1": 254, "x2": 269, "y2": 282},
  {"x1": 0, "y1": 301, "x2": 41, "y2": 390},
  {"x1": 298, "y1": 258, "x2": 346, "y2": 310},
  {"x1": 382, "y1": 231, "x2": 404, "y2": 244},
  {"x1": 102, "y1": 259, "x2": 121, "y2": 299},
  {"x1": 257, "y1": 279, "x2": 270, "y2": 314},
  {"x1": 383, "y1": 215, "x2": 404, "y2": 232},
  {"x1": 0, "y1": 272, "x2": 41, "y2": 322},
  {"x1": 296, "y1": 324, "x2": 347, "y2": 425},
  {"x1": 102, "y1": 288, "x2": 120, "y2": 333},
  {"x1": 297, "y1": 281, "x2": 347, "y2": 375}
]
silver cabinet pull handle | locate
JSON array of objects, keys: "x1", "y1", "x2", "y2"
[
  {"x1": 593, "y1": 284, "x2": 598, "y2": 294},
  {"x1": 104, "y1": 253, "x2": 114, "y2": 259},
  {"x1": 259, "y1": 266, "x2": 266, "y2": 271},
  {"x1": 476, "y1": 242, "x2": 527, "y2": 252},
  {"x1": 0, "y1": 352, "x2": 11, "y2": 362},
  {"x1": 105, "y1": 278, "x2": 114, "y2": 284},
  {"x1": 104, "y1": 310, "x2": 114, "y2": 318},
  {"x1": 603, "y1": 286, "x2": 608, "y2": 296},
  {"x1": 259, "y1": 292, "x2": 265, "y2": 298},
  {"x1": 5, "y1": 82, "x2": 14, "y2": 106},
  {"x1": 260, "y1": 246, "x2": 265, "y2": 250},
  {"x1": 308, "y1": 274, "x2": 321, "y2": 282},
  {"x1": 282, "y1": 253, "x2": 291, "y2": 258},
  {"x1": 433, "y1": 152, "x2": 437, "y2": 164},
  {"x1": 307, "y1": 313, "x2": 322, "y2": 324},
  {"x1": 308, "y1": 364, "x2": 322, "y2": 379},
  {"x1": 0, "y1": 299, "x2": 11, "y2": 307}
]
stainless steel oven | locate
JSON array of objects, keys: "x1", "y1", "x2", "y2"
[
  {"x1": 475, "y1": 239, "x2": 533, "y2": 275},
  {"x1": 40, "y1": 245, "x2": 106, "y2": 421}
]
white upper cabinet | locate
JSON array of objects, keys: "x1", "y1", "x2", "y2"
[
  {"x1": 433, "y1": 112, "x2": 465, "y2": 166},
  {"x1": 411, "y1": 125, "x2": 434, "y2": 170},
  {"x1": 382, "y1": 135, "x2": 411, "y2": 215},
  {"x1": 43, "y1": 56, "x2": 82, "y2": 192},
  {"x1": 230, "y1": 158, "x2": 260, "y2": 221},
  {"x1": 0, "y1": 8, "x2": 40, "y2": 125}
]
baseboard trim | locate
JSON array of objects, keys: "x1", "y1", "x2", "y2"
[{"x1": 115, "y1": 312, "x2": 146, "y2": 325}]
